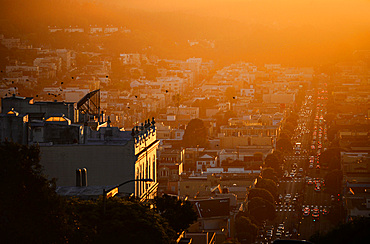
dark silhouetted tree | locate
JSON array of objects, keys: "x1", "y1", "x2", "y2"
[
  {"x1": 276, "y1": 138, "x2": 293, "y2": 153},
  {"x1": 320, "y1": 148, "x2": 341, "y2": 170},
  {"x1": 248, "y1": 197, "x2": 276, "y2": 223},
  {"x1": 235, "y1": 216, "x2": 258, "y2": 244},
  {"x1": 261, "y1": 167, "x2": 279, "y2": 183},
  {"x1": 324, "y1": 169, "x2": 343, "y2": 194},
  {"x1": 255, "y1": 178, "x2": 278, "y2": 199},
  {"x1": 0, "y1": 142, "x2": 70, "y2": 243},
  {"x1": 153, "y1": 194, "x2": 197, "y2": 235},
  {"x1": 310, "y1": 217, "x2": 370, "y2": 244},
  {"x1": 248, "y1": 188, "x2": 274, "y2": 204},
  {"x1": 182, "y1": 118, "x2": 208, "y2": 148},
  {"x1": 264, "y1": 153, "x2": 283, "y2": 173}
]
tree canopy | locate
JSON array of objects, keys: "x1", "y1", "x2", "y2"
[
  {"x1": 182, "y1": 118, "x2": 208, "y2": 148},
  {"x1": 235, "y1": 216, "x2": 258, "y2": 244},
  {"x1": 0, "y1": 142, "x2": 70, "y2": 243},
  {"x1": 255, "y1": 178, "x2": 278, "y2": 199},
  {"x1": 261, "y1": 167, "x2": 279, "y2": 184},
  {"x1": 248, "y1": 188, "x2": 274, "y2": 204},
  {"x1": 248, "y1": 197, "x2": 276, "y2": 222},
  {"x1": 320, "y1": 148, "x2": 341, "y2": 170},
  {"x1": 77, "y1": 197, "x2": 174, "y2": 244},
  {"x1": 153, "y1": 194, "x2": 197, "y2": 234},
  {"x1": 310, "y1": 217, "x2": 370, "y2": 244},
  {"x1": 324, "y1": 169, "x2": 343, "y2": 194},
  {"x1": 0, "y1": 142, "x2": 192, "y2": 243},
  {"x1": 276, "y1": 138, "x2": 293, "y2": 153},
  {"x1": 264, "y1": 152, "x2": 284, "y2": 174}
]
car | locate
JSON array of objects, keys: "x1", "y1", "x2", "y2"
[
  {"x1": 307, "y1": 180, "x2": 313, "y2": 185},
  {"x1": 303, "y1": 210, "x2": 310, "y2": 217},
  {"x1": 309, "y1": 164, "x2": 314, "y2": 169},
  {"x1": 323, "y1": 209, "x2": 329, "y2": 215},
  {"x1": 315, "y1": 187, "x2": 321, "y2": 192},
  {"x1": 316, "y1": 165, "x2": 321, "y2": 169}
]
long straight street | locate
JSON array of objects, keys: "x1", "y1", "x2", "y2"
[{"x1": 258, "y1": 85, "x2": 337, "y2": 243}]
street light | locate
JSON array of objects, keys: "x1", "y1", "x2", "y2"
[{"x1": 103, "y1": 178, "x2": 154, "y2": 214}]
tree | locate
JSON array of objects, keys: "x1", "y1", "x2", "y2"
[
  {"x1": 182, "y1": 118, "x2": 208, "y2": 148},
  {"x1": 0, "y1": 142, "x2": 183, "y2": 244},
  {"x1": 101, "y1": 198, "x2": 175, "y2": 244},
  {"x1": 0, "y1": 142, "x2": 70, "y2": 243},
  {"x1": 283, "y1": 121, "x2": 295, "y2": 134},
  {"x1": 279, "y1": 131, "x2": 291, "y2": 140},
  {"x1": 264, "y1": 153, "x2": 278, "y2": 168},
  {"x1": 261, "y1": 167, "x2": 279, "y2": 184},
  {"x1": 310, "y1": 217, "x2": 370, "y2": 244},
  {"x1": 248, "y1": 188, "x2": 274, "y2": 204},
  {"x1": 153, "y1": 194, "x2": 198, "y2": 235},
  {"x1": 192, "y1": 97, "x2": 218, "y2": 118},
  {"x1": 276, "y1": 138, "x2": 293, "y2": 153},
  {"x1": 325, "y1": 169, "x2": 343, "y2": 194},
  {"x1": 324, "y1": 112, "x2": 337, "y2": 127},
  {"x1": 320, "y1": 148, "x2": 341, "y2": 170},
  {"x1": 67, "y1": 196, "x2": 176, "y2": 244},
  {"x1": 235, "y1": 216, "x2": 258, "y2": 244},
  {"x1": 255, "y1": 178, "x2": 278, "y2": 199},
  {"x1": 286, "y1": 113, "x2": 299, "y2": 127},
  {"x1": 172, "y1": 93, "x2": 183, "y2": 115},
  {"x1": 248, "y1": 197, "x2": 276, "y2": 223},
  {"x1": 264, "y1": 153, "x2": 282, "y2": 173},
  {"x1": 213, "y1": 109, "x2": 237, "y2": 127}
]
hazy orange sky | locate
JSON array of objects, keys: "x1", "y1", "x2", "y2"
[
  {"x1": 119, "y1": 0, "x2": 370, "y2": 26},
  {"x1": 1, "y1": 0, "x2": 369, "y2": 65}
]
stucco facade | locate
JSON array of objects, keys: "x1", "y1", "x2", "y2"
[{"x1": 40, "y1": 121, "x2": 159, "y2": 198}]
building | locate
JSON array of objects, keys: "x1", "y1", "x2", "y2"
[
  {"x1": 157, "y1": 148, "x2": 185, "y2": 194},
  {"x1": 196, "y1": 154, "x2": 218, "y2": 172},
  {"x1": 1, "y1": 95, "x2": 75, "y2": 122},
  {"x1": 0, "y1": 109, "x2": 28, "y2": 144},
  {"x1": 39, "y1": 119, "x2": 159, "y2": 199}
]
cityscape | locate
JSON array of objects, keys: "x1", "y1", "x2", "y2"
[{"x1": 0, "y1": 1, "x2": 369, "y2": 244}]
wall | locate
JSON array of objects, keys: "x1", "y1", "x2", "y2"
[{"x1": 40, "y1": 143, "x2": 137, "y2": 194}]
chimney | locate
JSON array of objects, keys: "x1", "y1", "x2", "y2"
[
  {"x1": 76, "y1": 168, "x2": 82, "y2": 187},
  {"x1": 81, "y1": 168, "x2": 88, "y2": 186}
]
